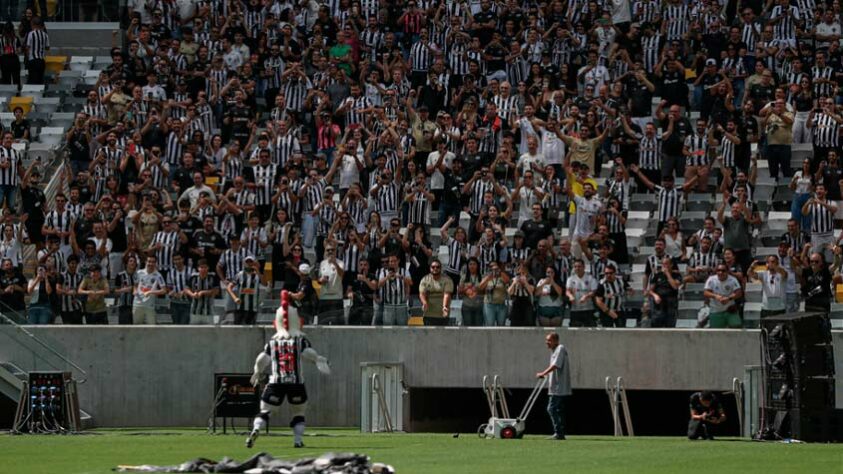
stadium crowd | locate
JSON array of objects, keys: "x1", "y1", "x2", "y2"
[{"x1": 2, "y1": 0, "x2": 843, "y2": 328}]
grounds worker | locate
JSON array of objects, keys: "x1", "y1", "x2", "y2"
[{"x1": 536, "y1": 333, "x2": 571, "y2": 440}]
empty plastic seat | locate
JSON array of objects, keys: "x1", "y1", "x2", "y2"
[
  {"x1": 28, "y1": 142, "x2": 55, "y2": 162},
  {"x1": 0, "y1": 85, "x2": 17, "y2": 101},
  {"x1": 93, "y1": 56, "x2": 113, "y2": 69},
  {"x1": 69, "y1": 56, "x2": 93, "y2": 72},
  {"x1": 683, "y1": 283, "x2": 705, "y2": 299},
  {"x1": 57, "y1": 70, "x2": 82, "y2": 88},
  {"x1": 678, "y1": 300, "x2": 701, "y2": 320},
  {"x1": 20, "y1": 84, "x2": 44, "y2": 99},
  {"x1": 83, "y1": 70, "x2": 101, "y2": 85},
  {"x1": 51, "y1": 112, "x2": 75, "y2": 128},
  {"x1": 37, "y1": 127, "x2": 64, "y2": 146},
  {"x1": 9, "y1": 96, "x2": 34, "y2": 114},
  {"x1": 34, "y1": 96, "x2": 60, "y2": 114},
  {"x1": 45, "y1": 56, "x2": 67, "y2": 74}
]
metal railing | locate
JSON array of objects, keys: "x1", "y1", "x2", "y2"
[
  {"x1": 605, "y1": 376, "x2": 634, "y2": 437},
  {"x1": 0, "y1": 304, "x2": 88, "y2": 384}
]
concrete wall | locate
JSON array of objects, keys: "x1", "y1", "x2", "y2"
[
  {"x1": 45, "y1": 23, "x2": 120, "y2": 56},
  {"x1": 1, "y1": 327, "x2": 841, "y2": 427}
]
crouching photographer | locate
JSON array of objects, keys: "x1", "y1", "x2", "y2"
[{"x1": 688, "y1": 391, "x2": 726, "y2": 440}]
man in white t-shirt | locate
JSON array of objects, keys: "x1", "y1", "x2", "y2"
[
  {"x1": 815, "y1": 10, "x2": 842, "y2": 49},
  {"x1": 133, "y1": 255, "x2": 167, "y2": 325},
  {"x1": 518, "y1": 135, "x2": 545, "y2": 176},
  {"x1": 337, "y1": 141, "x2": 365, "y2": 195},
  {"x1": 541, "y1": 120, "x2": 566, "y2": 170},
  {"x1": 748, "y1": 255, "x2": 788, "y2": 318},
  {"x1": 565, "y1": 258, "x2": 598, "y2": 327},
  {"x1": 317, "y1": 245, "x2": 345, "y2": 321},
  {"x1": 568, "y1": 183, "x2": 603, "y2": 257},
  {"x1": 426, "y1": 140, "x2": 455, "y2": 207},
  {"x1": 703, "y1": 264, "x2": 743, "y2": 329},
  {"x1": 512, "y1": 171, "x2": 546, "y2": 227},
  {"x1": 517, "y1": 105, "x2": 542, "y2": 154}
]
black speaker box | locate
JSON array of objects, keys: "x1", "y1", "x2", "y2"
[
  {"x1": 790, "y1": 409, "x2": 843, "y2": 442},
  {"x1": 761, "y1": 313, "x2": 832, "y2": 350},
  {"x1": 765, "y1": 376, "x2": 835, "y2": 410}
]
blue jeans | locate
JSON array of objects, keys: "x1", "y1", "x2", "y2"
[
  {"x1": 302, "y1": 213, "x2": 316, "y2": 249},
  {"x1": 547, "y1": 395, "x2": 568, "y2": 437},
  {"x1": 0, "y1": 184, "x2": 16, "y2": 210},
  {"x1": 28, "y1": 305, "x2": 52, "y2": 324},
  {"x1": 484, "y1": 303, "x2": 507, "y2": 326},
  {"x1": 170, "y1": 302, "x2": 191, "y2": 325},
  {"x1": 462, "y1": 305, "x2": 484, "y2": 326},
  {"x1": 792, "y1": 192, "x2": 811, "y2": 232}
]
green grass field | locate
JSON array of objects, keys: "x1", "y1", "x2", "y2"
[{"x1": 2, "y1": 428, "x2": 842, "y2": 474}]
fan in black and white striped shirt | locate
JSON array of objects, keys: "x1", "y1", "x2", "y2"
[
  {"x1": 803, "y1": 184, "x2": 837, "y2": 242},
  {"x1": 715, "y1": 121, "x2": 741, "y2": 171},
  {"x1": 685, "y1": 236, "x2": 720, "y2": 283},
  {"x1": 227, "y1": 257, "x2": 263, "y2": 325},
  {"x1": 186, "y1": 261, "x2": 220, "y2": 321},
  {"x1": 631, "y1": 166, "x2": 696, "y2": 230},
  {"x1": 218, "y1": 237, "x2": 248, "y2": 283},
  {"x1": 149, "y1": 225, "x2": 183, "y2": 278},
  {"x1": 24, "y1": 18, "x2": 49, "y2": 84},
  {"x1": 594, "y1": 265, "x2": 628, "y2": 327},
  {"x1": 0, "y1": 134, "x2": 23, "y2": 209}
]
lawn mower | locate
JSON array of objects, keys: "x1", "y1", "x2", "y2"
[{"x1": 478, "y1": 375, "x2": 547, "y2": 439}]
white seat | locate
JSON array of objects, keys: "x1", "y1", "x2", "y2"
[
  {"x1": 83, "y1": 70, "x2": 102, "y2": 85},
  {"x1": 36, "y1": 128, "x2": 64, "y2": 146},
  {"x1": 93, "y1": 56, "x2": 113, "y2": 68},
  {"x1": 627, "y1": 211, "x2": 650, "y2": 220},
  {"x1": 0, "y1": 85, "x2": 16, "y2": 100},
  {"x1": 626, "y1": 228, "x2": 645, "y2": 238},
  {"x1": 34, "y1": 97, "x2": 60, "y2": 114},
  {"x1": 69, "y1": 56, "x2": 93, "y2": 72},
  {"x1": 20, "y1": 84, "x2": 44, "y2": 98},
  {"x1": 50, "y1": 112, "x2": 75, "y2": 128},
  {"x1": 11, "y1": 141, "x2": 26, "y2": 154},
  {"x1": 27, "y1": 142, "x2": 55, "y2": 162}
]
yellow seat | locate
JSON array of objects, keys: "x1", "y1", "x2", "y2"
[
  {"x1": 204, "y1": 176, "x2": 220, "y2": 191},
  {"x1": 9, "y1": 96, "x2": 34, "y2": 114},
  {"x1": 45, "y1": 56, "x2": 67, "y2": 74},
  {"x1": 408, "y1": 316, "x2": 424, "y2": 326},
  {"x1": 836, "y1": 284, "x2": 843, "y2": 303},
  {"x1": 263, "y1": 262, "x2": 272, "y2": 284}
]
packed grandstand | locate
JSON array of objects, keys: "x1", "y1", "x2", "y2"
[{"x1": 1, "y1": 0, "x2": 842, "y2": 330}]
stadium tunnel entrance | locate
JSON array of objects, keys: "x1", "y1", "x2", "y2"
[{"x1": 408, "y1": 388, "x2": 741, "y2": 436}]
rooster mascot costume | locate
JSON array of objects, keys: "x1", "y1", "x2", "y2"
[{"x1": 246, "y1": 290, "x2": 331, "y2": 448}]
